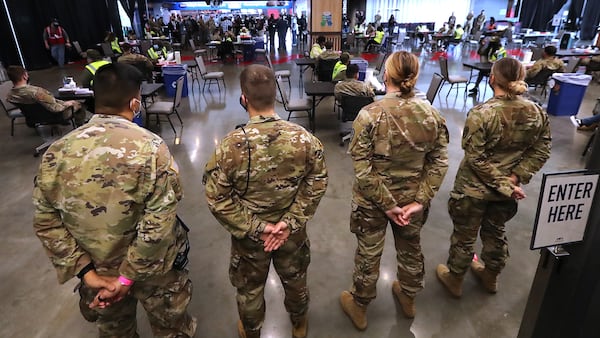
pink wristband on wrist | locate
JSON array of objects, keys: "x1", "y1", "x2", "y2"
[{"x1": 118, "y1": 275, "x2": 134, "y2": 286}]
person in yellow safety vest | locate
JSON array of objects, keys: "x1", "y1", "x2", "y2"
[
  {"x1": 332, "y1": 52, "x2": 351, "y2": 82},
  {"x1": 104, "y1": 32, "x2": 122, "y2": 54},
  {"x1": 453, "y1": 24, "x2": 465, "y2": 40},
  {"x1": 469, "y1": 40, "x2": 506, "y2": 96},
  {"x1": 490, "y1": 44, "x2": 507, "y2": 61},
  {"x1": 444, "y1": 24, "x2": 465, "y2": 49},
  {"x1": 310, "y1": 35, "x2": 327, "y2": 59},
  {"x1": 80, "y1": 49, "x2": 110, "y2": 88},
  {"x1": 147, "y1": 43, "x2": 168, "y2": 62},
  {"x1": 364, "y1": 26, "x2": 384, "y2": 52}
]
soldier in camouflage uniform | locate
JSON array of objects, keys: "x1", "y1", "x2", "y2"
[
  {"x1": 6, "y1": 65, "x2": 87, "y2": 126},
  {"x1": 437, "y1": 57, "x2": 551, "y2": 298},
  {"x1": 334, "y1": 64, "x2": 375, "y2": 102},
  {"x1": 204, "y1": 64, "x2": 328, "y2": 338},
  {"x1": 340, "y1": 51, "x2": 449, "y2": 328},
  {"x1": 32, "y1": 63, "x2": 196, "y2": 337},
  {"x1": 526, "y1": 45, "x2": 565, "y2": 81}
]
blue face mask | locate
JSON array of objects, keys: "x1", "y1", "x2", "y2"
[{"x1": 153, "y1": 45, "x2": 159, "y2": 49}]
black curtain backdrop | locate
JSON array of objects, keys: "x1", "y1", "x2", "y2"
[
  {"x1": 4, "y1": 0, "x2": 123, "y2": 70},
  {"x1": 0, "y1": 2, "x2": 20, "y2": 67},
  {"x1": 106, "y1": 0, "x2": 124, "y2": 40},
  {"x1": 566, "y1": 0, "x2": 585, "y2": 31},
  {"x1": 580, "y1": 0, "x2": 600, "y2": 40},
  {"x1": 120, "y1": 0, "x2": 136, "y2": 20},
  {"x1": 520, "y1": 0, "x2": 567, "y2": 31}
]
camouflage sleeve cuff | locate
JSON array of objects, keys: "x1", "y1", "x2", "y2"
[
  {"x1": 381, "y1": 199, "x2": 398, "y2": 213},
  {"x1": 512, "y1": 167, "x2": 532, "y2": 185},
  {"x1": 247, "y1": 215, "x2": 267, "y2": 242},
  {"x1": 497, "y1": 182, "x2": 514, "y2": 198},
  {"x1": 414, "y1": 195, "x2": 430, "y2": 209},
  {"x1": 281, "y1": 215, "x2": 301, "y2": 234}
]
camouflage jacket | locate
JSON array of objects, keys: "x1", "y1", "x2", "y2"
[
  {"x1": 204, "y1": 114, "x2": 328, "y2": 240},
  {"x1": 527, "y1": 57, "x2": 565, "y2": 78},
  {"x1": 453, "y1": 95, "x2": 551, "y2": 200},
  {"x1": 334, "y1": 79, "x2": 375, "y2": 102},
  {"x1": 33, "y1": 114, "x2": 184, "y2": 284},
  {"x1": 349, "y1": 92, "x2": 449, "y2": 210},
  {"x1": 8, "y1": 84, "x2": 69, "y2": 113},
  {"x1": 117, "y1": 52, "x2": 154, "y2": 70}
]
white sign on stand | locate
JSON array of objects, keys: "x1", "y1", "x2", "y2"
[{"x1": 531, "y1": 171, "x2": 599, "y2": 250}]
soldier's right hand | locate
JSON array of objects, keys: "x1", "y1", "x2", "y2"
[
  {"x1": 385, "y1": 206, "x2": 408, "y2": 226},
  {"x1": 511, "y1": 186, "x2": 526, "y2": 200},
  {"x1": 261, "y1": 222, "x2": 290, "y2": 252}
]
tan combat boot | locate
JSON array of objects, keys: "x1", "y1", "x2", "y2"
[
  {"x1": 340, "y1": 290, "x2": 368, "y2": 330},
  {"x1": 292, "y1": 315, "x2": 308, "y2": 338},
  {"x1": 436, "y1": 264, "x2": 464, "y2": 298},
  {"x1": 392, "y1": 280, "x2": 416, "y2": 318},
  {"x1": 471, "y1": 259, "x2": 498, "y2": 293},
  {"x1": 237, "y1": 320, "x2": 260, "y2": 338},
  {"x1": 237, "y1": 320, "x2": 246, "y2": 338}
]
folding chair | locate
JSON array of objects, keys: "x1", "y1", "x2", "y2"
[{"x1": 146, "y1": 76, "x2": 184, "y2": 136}]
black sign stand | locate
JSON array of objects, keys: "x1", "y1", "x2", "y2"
[{"x1": 518, "y1": 134, "x2": 600, "y2": 338}]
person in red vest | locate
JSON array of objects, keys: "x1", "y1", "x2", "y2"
[{"x1": 43, "y1": 18, "x2": 71, "y2": 68}]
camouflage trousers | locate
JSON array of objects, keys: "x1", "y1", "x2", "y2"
[
  {"x1": 447, "y1": 195, "x2": 518, "y2": 276},
  {"x1": 229, "y1": 231, "x2": 311, "y2": 336},
  {"x1": 349, "y1": 203, "x2": 428, "y2": 303},
  {"x1": 78, "y1": 269, "x2": 197, "y2": 338}
]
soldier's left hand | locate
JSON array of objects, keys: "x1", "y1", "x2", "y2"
[
  {"x1": 398, "y1": 202, "x2": 424, "y2": 224},
  {"x1": 262, "y1": 222, "x2": 290, "y2": 252}
]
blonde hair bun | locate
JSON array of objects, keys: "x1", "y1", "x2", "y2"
[{"x1": 508, "y1": 80, "x2": 528, "y2": 95}]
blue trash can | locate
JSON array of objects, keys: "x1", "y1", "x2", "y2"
[
  {"x1": 547, "y1": 73, "x2": 591, "y2": 116},
  {"x1": 162, "y1": 64, "x2": 188, "y2": 97}
]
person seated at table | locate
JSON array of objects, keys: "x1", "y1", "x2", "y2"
[
  {"x1": 210, "y1": 28, "x2": 223, "y2": 42},
  {"x1": 571, "y1": 113, "x2": 600, "y2": 131},
  {"x1": 334, "y1": 64, "x2": 375, "y2": 102},
  {"x1": 354, "y1": 24, "x2": 364, "y2": 35},
  {"x1": 525, "y1": 45, "x2": 565, "y2": 81},
  {"x1": 6, "y1": 65, "x2": 87, "y2": 126},
  {"x1": 333, "y1": 52, "x2": 351, "y2": 82},
  {"x1": 104, "y1": 31, "x2": 122, "y2": 55},
  {"x1": 365, "y1": 23, "x2": 376, "y2": 37},
  {"x1": 118, "y1": 43, "x2": 154, "y2": 70},
  {"x1": 469, "y1": 40, "x2": 506, "y2": 96},
  {"x1": 126, "y1": 30, "x2": 137, "y2": 41},
  {"x1": 444, "y1": 24, "x2": 464, "y2": 49},
  {"x1": 310, "y1": 35, "x2": 327, "y2": 58},
  {"x1": 364, "y1": 26, "x2": 385, "y2": 52},
  {"x1": 437, "y1": 22, "x2": 449, "y2": 34},
  {"x1": 485, "y1": 17, "x2": 496, "y2": 31},
  {"x1": 239, "y1": 26, "x2": 251, "y2": 38},
  {"x1": 319, "y1": 41, "x2": 339, "y2": 60},
  {"x1": 416, "y1": 24, "x2": 429, "y2": 43},
  {"x1": 147, "y1": 42, "x2": 168, "y2": 62},
  {"x1": 577, "y1": 55, "x2": 600, "y2": 75},
  {"x1": 80, "y1": 49, "x2": 110, "y2": 89}
]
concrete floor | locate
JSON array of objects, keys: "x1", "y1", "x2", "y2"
[{"x1": 0, "y1": 42, "x2": 597, "y2": 338}]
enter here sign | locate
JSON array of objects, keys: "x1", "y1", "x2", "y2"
[{"x1": 531, "y1": 172, "x2": 599, "y2": 249}]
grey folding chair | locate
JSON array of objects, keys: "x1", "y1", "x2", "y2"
[
  {"x1": 565, "y1": 57, "x2": 581, "y2": 73},
  {"x1": 266, "y1": 54, "x2": 291, "y2": 93},
  {"x1": 276, "y1": 79, "x2": 312, "y2": 123},
  {"x1": 439, "y1": 57, "x2": 468, "y2": 98},
  {"x1": 196, "y1": 55, "x2": 225, "y2": 93},
  {"x1": 426, "y1": 73, "x2": 445, "y2": 103},
  {"x1": 0, "y1": 81, "x2": 25, "y2": 136},
  {"x1": 189, "y1": 39, "x2": 207, "y2": 60},
  {"x1": 146, "y1": 76, "x2": 184, "y2": 136}
]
